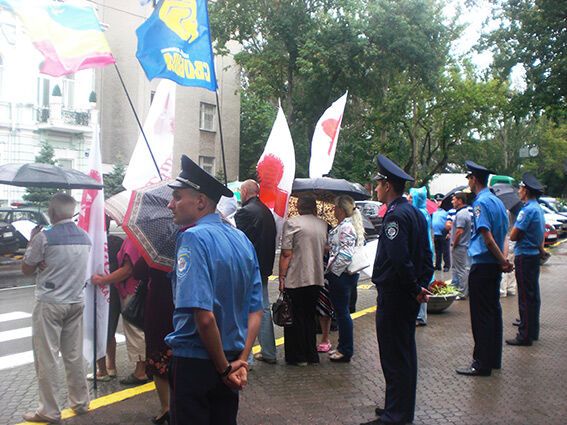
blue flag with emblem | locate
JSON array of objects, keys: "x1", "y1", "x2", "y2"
[{"x1": 136, "y1": 0, "x2": 217, "y2": 91}]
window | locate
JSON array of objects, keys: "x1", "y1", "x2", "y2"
[
  {"x1": 199, "y1": 102, "x2": 216, "y2": 132},
  {"x1": 199, "y1": 156, "x2": 215, "y2": 175},
  {"x1": 57, "y1": 158, "x2": 73, "y2": 169},
  {"x1": 37, "y1": 77, "x2": 50, "y2": 107},
  {"x1": 62, "y1": 75, "x2": 75, "y2": 109}
]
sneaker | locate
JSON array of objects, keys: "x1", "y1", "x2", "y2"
[
  {"x1": 317, "y1": 342, "x2": 332, "y2": 353},
  {"x1": 253, "y1": 352, "x2": 276, "y2": 364}
]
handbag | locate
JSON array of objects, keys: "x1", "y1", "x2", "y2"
[
  {"x1": 272, "y1": 291, "x2": 293, "y2": 327},
  {"x1": 347, "y1": 244, "x2": 371, "y2": 274},
  {"x1": 122, "y1": 280, "x2": 147, "y2": 330}
]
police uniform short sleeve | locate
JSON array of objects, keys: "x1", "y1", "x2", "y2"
[
  {"x1": 474, "y1": 200, "x2": 492, "y2": 232},
  {"x1": 174, "y1": 231, "x2": 214, "y2": 311},
  {"x1": 248, "y1": 252, "x2": 263, "y2": 313},
  {"x1": 514, "y1": 207, "x2": 532, "y2": 233}
]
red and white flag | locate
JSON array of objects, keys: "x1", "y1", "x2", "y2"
[
  {"x1": 78, "y1": 112, "x2": 109, "y2": 363},
  {"x1": 308, "y1": 91, "x2": 348, "y2": 178},
  {"x1": 122, "y1": 79, "x2": 176, "y2": 190},
  {"x1": 256, "y1": 105, "x2": 295, "y2": 235}
]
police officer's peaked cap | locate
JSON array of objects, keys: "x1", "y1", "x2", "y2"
[
  {"x1": 168, "y1": 155, "x2": 233, "y2": 203},
  {"x1": 465, "y1": 160, "x2": 493, "y2": 177},
  {"x1": 373, "y1": 154, "x2": 415, "y2": 183},
  {"x1": 433, "y1": 193, "x2": 444, "y2": 201},
  {"x1": 520, "y1": 172, "x2": 545, "y2": 193}
]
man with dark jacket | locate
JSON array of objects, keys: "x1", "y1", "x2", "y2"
[
  {"x1": 363, "y1": 155, "x2": 434, "y2": 425},
  {"x1": 235, "y1": 179, "x2": 278, "y2": 364}
]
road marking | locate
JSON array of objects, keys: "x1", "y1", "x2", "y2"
[
  {"x1": 0, "y1": 351, "x2": 34, "y2": 371},
  {"x1": 0, "y1": 311, "x2": 31, "y2": 323},
  {"x1": 0, "y1": 326, "x2": 31, "y2": 342}
]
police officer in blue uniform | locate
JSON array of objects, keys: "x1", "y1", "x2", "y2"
[
  {"x1": 456, "y1": 161, "x2": 513, "y2": 377},
  {"x1": 362, "y1": 155, "x2": 433, "y2": 425},
  {"x1": 506, "y1": 172, "x2": 547, "y2": 346},
  {"x1": 165, "y1": 155, "x2": 263, "y2": 425}
]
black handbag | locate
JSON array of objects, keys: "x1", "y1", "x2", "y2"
[
  {"x1": 272, "y1": 291, "x2": 293, "y2": 327},
  {"x1": 122, "y1": 280, "x2": 147, "y2": 330}
]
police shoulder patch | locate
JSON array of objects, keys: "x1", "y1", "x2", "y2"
[
  {"x1": 385, "y1": 221, "x2": 399, "y2": 240},
  {"x1": 474, "y1": 205, "x2": 481, "y2": 218},
  {"x1": 517, "y1": 210, "x2": 525, "y2": 222},
  {"x1": 177, "y1": 247, "x2": 191, "y2": 278}
]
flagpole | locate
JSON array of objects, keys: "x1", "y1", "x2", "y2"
[
  {"x1": 113, "y1": 64, "x2": 163, "y2": 181},
  {"x1": 215, "y1": 90, "x2": 228, "y2": 186},
  {"x1": 93, "y1": 285, "x2": 98, "y2": 391}
]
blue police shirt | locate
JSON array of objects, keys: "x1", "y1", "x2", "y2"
[
  {"x1": 468, "y1": 188, "x2": 508, "y2": 264},
  {"x1": 165, "y1": 213, "x2": 263, "y2": 359},
  {"x1": 432, "y1": 209, "x2": 448, "y2": 236},
  {"x1": 514, "y1": 199, "x2": 545, "y2": 256}
]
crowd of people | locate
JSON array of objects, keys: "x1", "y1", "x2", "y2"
[{"x1": 19, "y1": 153, "x2": 549, "y2": 425}]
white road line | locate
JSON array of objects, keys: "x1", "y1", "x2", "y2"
[
  {"x1": 0, "y1": 333, "x2": 126, "y2": 370},
  {"x1": 0, "y1": 350, "x2": 34, "y2": 371},
  {"x1": 0, "y1": 312, "x2": 31, "y2": 323},
  {"x1": 0, "y1": 326, "x2": 31, "y2": 342}
]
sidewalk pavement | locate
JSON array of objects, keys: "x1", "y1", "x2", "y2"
[{"x1": 8, "y1": 241, "x2": 567, "y2": 425}]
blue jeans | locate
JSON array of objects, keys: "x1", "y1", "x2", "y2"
[{"x1": 328, "y1": 272, "x2": 357, "y2": 359}]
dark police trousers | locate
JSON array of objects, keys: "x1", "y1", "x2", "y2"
[
  {"x1": 515, "y1": 255, "x2": 541, "y2": 341},
  {"x1": 169, "y1": 355, "x2": 239, "y2": 425},
  {"x1": 468, "y1": 263, "x2": 503, "y2": 370},
  {"x1": 376, "y1": 290, "x2": 420, "y2": 424}
]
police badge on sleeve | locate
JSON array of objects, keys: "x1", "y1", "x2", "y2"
[
  {"x1": 385, "y1": 221, "x2": 399, "y2": 240},
  {"x1": 177, "y1": 247, "x2": 191, "y2": 278},
  {"x1": 474, "y1": 205, "x2": 481, "y2": 218}
]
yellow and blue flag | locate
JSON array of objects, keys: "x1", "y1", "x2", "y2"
[
  {"x1": 0, "y1": 0, "x2": 115, "y2": 77},
  {"x1": 136, "y1": 0, "x2": 217, "y2": 91}
]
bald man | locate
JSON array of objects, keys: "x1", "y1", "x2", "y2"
[{"x1": 235, "y1": 179, "x2": 278, "y2": 364}]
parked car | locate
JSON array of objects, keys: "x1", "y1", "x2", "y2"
[
  {"x1": 0, "y1": 221, "x2": 20, "y2": 254},
  {"x1": 540, "y1": 197, "x2": 567, "y2": 219},
  {"x1": 356, "y1": 200, "x2": 383, "y2": 237},
  {"x1": 540, "y1": 204, "x2": 567, "y2": 236},
  {"x1": 544, "y1": 223, "x2": 558, "y2": 246},
  {"x1": 0, "y1": 207, "x2": 50, "y2": 249}
]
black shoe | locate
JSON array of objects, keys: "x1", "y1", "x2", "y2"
[
  {"x1": 506, "y1": 338, "x2": 532, "y2": 346},
  {"x1": 375, "y1": 407, "x2": 384, "y2": 416},
  {"x1": 152, "y1": 411, "x2": 169, "y2": 424},
  {"x1": 456, "y1": 366, "x2": 491, "y2": 376},
  {"x1": 512, "y1": 319, "x2": 521, "y2": 327},
  {"x1": 360, "y1": 419, "x2": 405, "y2": 425}
]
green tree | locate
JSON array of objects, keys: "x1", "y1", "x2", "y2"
[
  {"x1": 23, "y1": 141, "x2": 58, "y2": 207},
  {"x1": 482, "y1": 0, "x2": 567, "y2": 120},
  {"x1": 104, "y1": 160, "x2": 126, "y2": 199}
]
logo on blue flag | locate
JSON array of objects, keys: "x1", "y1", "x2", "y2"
[{"x1": 136, "y1": 0, "x2": 217, "y2": 91}]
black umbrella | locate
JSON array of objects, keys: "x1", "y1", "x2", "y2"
[
  {"x1": 0, "y1": 163, "x2": 103, "y2": 189},
  {"x1": 292, "y1": 177, "x2": 371, "y2": 202},
  {"x1": 440, "y1": 185, "x2": 474, "y2": 211},
  {"x1": 491, "y1": 184, "x2": 522, "y2": 216}
]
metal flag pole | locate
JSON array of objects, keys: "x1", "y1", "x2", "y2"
[
  {"x1": 113, "y1": 63, "x2": 162, "y2": 181},
  {"x1": 93, "y1": 284, "x2": 97, "y2": 391},
  {"x1": 215, "y1": 89, "x2": 228, "y2": 186}
]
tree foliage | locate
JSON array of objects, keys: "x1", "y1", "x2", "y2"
[
  {"x1": 23, "y1": 141, "x2": 59, "y2": 207},
  {"x1": 104, "y1": 160, "x2": 126, "y2": 199}
]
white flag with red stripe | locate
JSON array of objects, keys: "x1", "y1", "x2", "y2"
[
  {"x1": 122, "y1": 79, "x2": 176, "y2": 190},
  {"x1": 309, "y1": 91, "x2": 348, "y2": 178},
  {"x1": 256, "y1": 105, "x2": 295, "y2": 236},
  {"x1": 78, "y1": 113, "x2": 109, "y2": 363}
]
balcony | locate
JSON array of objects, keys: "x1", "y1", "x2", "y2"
[{"x1": 36, "y1": 106, "x2": 92, "y2": 134}]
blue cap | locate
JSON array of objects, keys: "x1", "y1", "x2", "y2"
[
  {"x1": 465, "y1": 160, "x2": 493, "y2": 177},
  {"x1": 373, "y1": 154, "x2": 414, "y2": 183},
  {"x1": 168, "y1": 155, "x2": 233, "y2": 203},
  {"x1": 520, "y1": 172, "x2": 544, "y2": 193}
]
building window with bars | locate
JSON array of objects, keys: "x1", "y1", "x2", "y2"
[
  {"x1": 199, "y1": 102, "x2": 216, "y2": 132},
  {"x1": 199, "y1": 156, "x2": 215, "y2": 175}
]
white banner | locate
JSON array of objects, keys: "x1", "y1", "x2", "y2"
[
  {"x1": 78, "y1": 112, "x2": 109, "y2": 364},
  {"x1": 309, "y1": 91, "x2": 348, "y2": 178},
  {"x1": 256, "y1": 106, "x2": 296, "y2": 236},
  {"x1": 122, "y1": 79, "x2": 176, "y2": 190}
]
